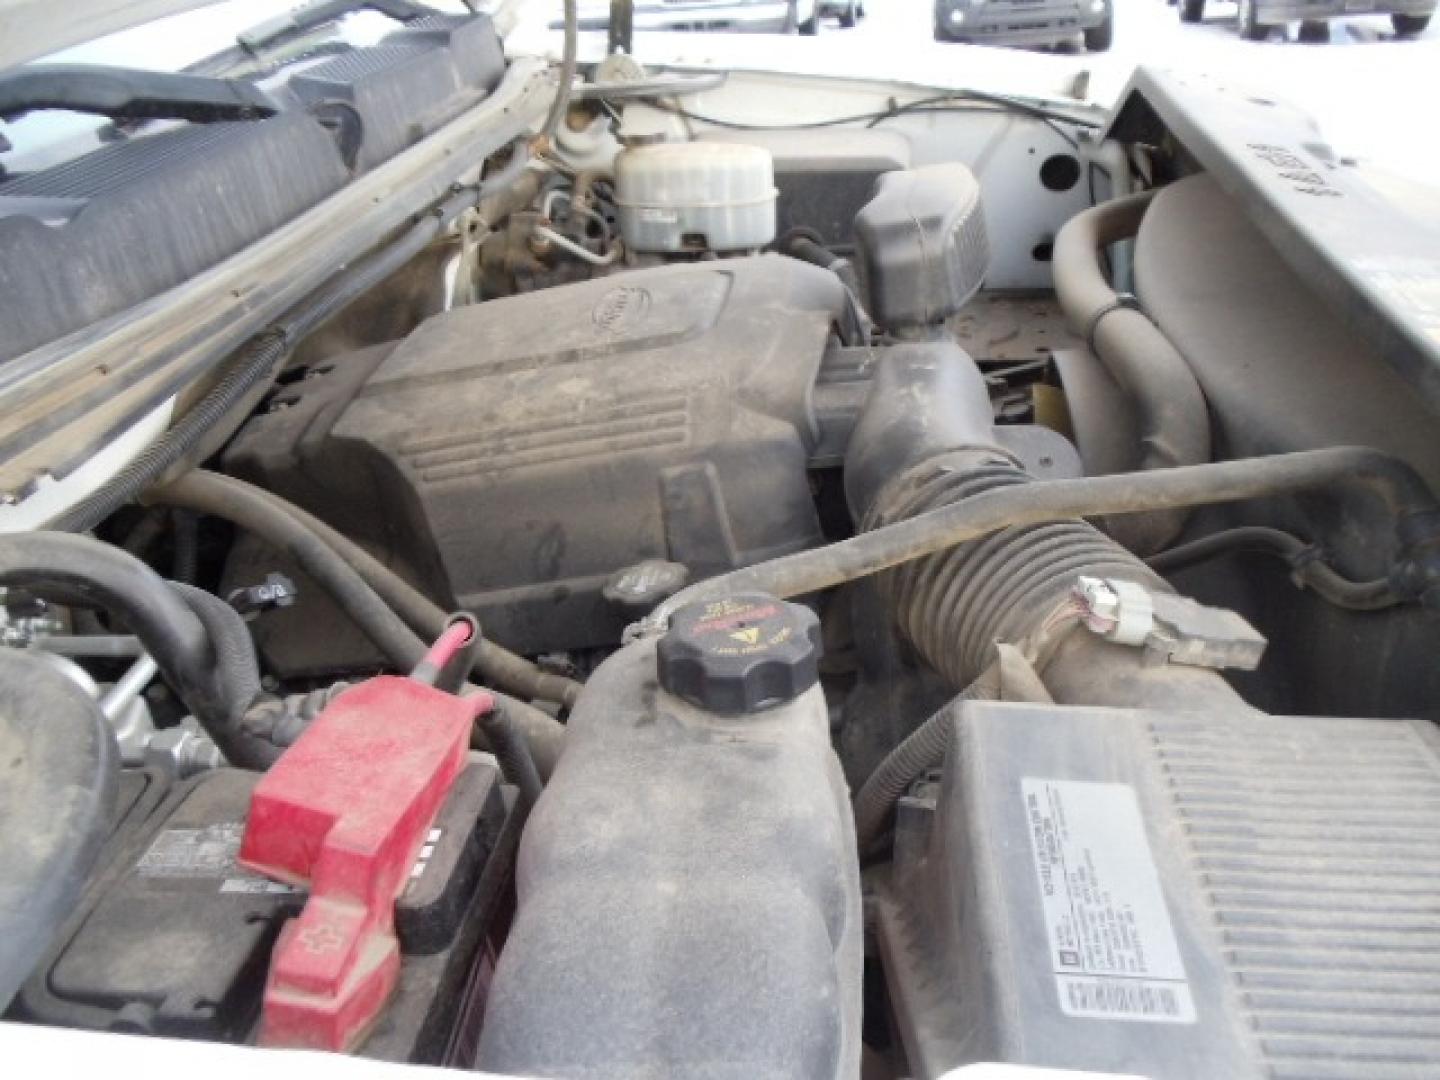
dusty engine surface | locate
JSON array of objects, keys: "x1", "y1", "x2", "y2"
[
  {"x1": 10, "y1": 53, "x2": 1440, "y2": 1080},
  {"x1": 228, "y1": 255, "x2": 848, "y2": 656}
]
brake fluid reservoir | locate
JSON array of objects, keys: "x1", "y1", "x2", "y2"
[
  {"x1": 478, "y1": 594, "x2": 862, "y2": 1078},
  {"x1": 614, "y1": 141, "x2": 777, "y2": 253}
]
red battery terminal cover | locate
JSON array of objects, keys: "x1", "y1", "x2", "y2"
[{"x1": 239, "y1": 672, "x2": 492, "y2": 1051}]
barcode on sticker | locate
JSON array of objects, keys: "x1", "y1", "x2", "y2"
[{"x1": 1057, "y1": 976, "x2": 1195, "y2": 1023}]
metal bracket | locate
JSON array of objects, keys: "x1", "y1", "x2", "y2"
[{"x1": 608, "y1": 0, "x2": 635, "y2": 56}]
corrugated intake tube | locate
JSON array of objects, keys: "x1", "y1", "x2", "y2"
[{"x1": 646, "y1": 343, "x2": 1440, "y2": 851}]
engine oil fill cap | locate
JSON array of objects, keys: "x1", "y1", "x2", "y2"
[{"x1": 657, "y1": 594, "x2": 821, "y2": 716}]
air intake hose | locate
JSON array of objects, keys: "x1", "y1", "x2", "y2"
[
  {"x1": 844, "y1": 342, "x2": 1251, "y2": 849},
  {"x1": 844, "y1": 341, "x2": 1248, "y2": 709}
]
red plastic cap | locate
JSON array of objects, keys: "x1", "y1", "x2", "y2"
[{"x1": 239, "y1": 675, "x2": 492, "y2": 1051}]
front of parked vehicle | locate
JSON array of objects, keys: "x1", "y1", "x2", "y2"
[
  {"x1": 1182, "y1": 0, "x2": 1433, "y2": 38},
  {"x1": 1, "y1": 1, "x2": 1439, "y2": 1078},
  {"x1": 933, "y1": 0, "x2": 1113, "y2": 49},
  {"x1": 566, "y1": 0, "x2": 818, "y2": 35}
]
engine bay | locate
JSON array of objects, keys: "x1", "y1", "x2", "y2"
[{"x1": 3, "y1": 13, "x2": 1440, "y2": 1079}]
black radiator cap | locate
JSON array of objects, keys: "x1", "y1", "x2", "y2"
[{"x1": 657, "y1": 594, "x2": 821, "y2": 715}]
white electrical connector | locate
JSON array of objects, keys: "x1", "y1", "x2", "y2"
[
  {"x1": 1073, "y1": 575, "x2": 1268, "y2": 671},
  {"x1": 1075, "y1": 575, "x2": 1155, "y2": 646}
]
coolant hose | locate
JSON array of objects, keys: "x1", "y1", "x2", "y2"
[
  {"x1": 781, "y1": 231, "x2": 872, "y2": 338},
  {"x1": 0, "y1": 532, "x2": 271, "y2": 768},
  {"x1": 155, "y1": 472, "x2": 425, "y2": 669},
  {"x1": 1147, "y1": 525, "x2": 1399, "y2": 610},
  {"x1": 150, "y1": 470, "x2": 581, "y2": 708},
  {"x1": 1052, "y1": 189, "x2": 1211, "y2": 552},
  {"x1": 782, "y1": 232, "x2": 865, "y2": 300},
  {"x1": 478, "y1": 702, "x2": 545, "y2": 810},
  {"x1": 0, "y1": 649, "x2": 119, "y2": 1009}
]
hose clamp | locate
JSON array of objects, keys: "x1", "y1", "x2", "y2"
[{"x1": 1083, "y1": 292, "x2": 1141, "y2": 355}]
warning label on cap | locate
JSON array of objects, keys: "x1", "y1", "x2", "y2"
[
  {"x1": 1022, "y1": 778, "x2": 1196, "y2": 1024},
  {"x1": 689, "y1": 598, "x2": 793, "y2": 658}
]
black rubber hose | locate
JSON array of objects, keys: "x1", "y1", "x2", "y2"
[
  {"x1": 235, "y1": 679, "x2": 561, "y2": 785},
  {"x1": 240, "y1": 681, "x2": 354, "y2": 751},
  {"x1": 47, "y1": 332, "x2": 287, "y2": 534},
  {"x1": 1052, "y1": 190, "x2": 1211, "y2": 552},
  {"x1": 252, "y1": 487, "x2": 582, "y2": 708},
  {"x1": 780, "y1": 230, "x2": 871, "y2": 339},
  {"x1": 148, "y1": 472, "x2": 569, "y2": 776},
  {"x1": 47, "y1": 185, "x2": 486, "y2": 535},
  {"x1": 1147, "y1": 525, "x2": 1399, "y2": 611},
  {"x1": 171, "y1": 508, "x2": 200, "y2": 584},
  {"x1": 150, "y1": 470, "x2": 582, "y2": 708},
  {"x1": 0, "y1": 649, "x2": 118, "y2": 1010},
  {"x1": 154, "y1": 471, "x2": 427, "y2": 669},
  {"x1": 782, "y1": 232, "x2": 863, "y2": 296},
  {"x1": 648, "y1": 446, "x2": 1438, "y2": 629},
  {"x1": 0, "y1": 532, "x2": 271, "y2": 767},
  {"x1": 852, "y1": 688, "x2": 974, "y2": 855},
  {"x1": 478, "y1": 702, "x2": 545, "y2": 809}
]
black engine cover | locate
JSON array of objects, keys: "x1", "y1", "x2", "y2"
[{"x1": 227, "y1": 255, "x2": 848, "y2": 655}]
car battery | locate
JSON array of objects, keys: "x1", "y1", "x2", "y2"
[
  {"x1": 14, "y1": 758, "x2": 516, "y2": 1060},
  {"x1": 874, "y1": 700, "x2": 1440, "y2": 1079}
]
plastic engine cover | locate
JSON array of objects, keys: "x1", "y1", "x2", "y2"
[
  {"x1": 875, "y1": 699, "x2": 1440, "y2": 1079},
  {"x1": 477, "y1": 634, "x2": 863, "y2": 1078},
  {"x1": 226, "y1": 255, "x2": 847, "y2": 655}
]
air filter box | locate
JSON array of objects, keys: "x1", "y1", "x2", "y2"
[
  {"x1": 854, "y1": 163, "x2": 988, "y2": 333},
  {"x1": 875, "y1": 700, "x2": 1440, "y2": 1079}
]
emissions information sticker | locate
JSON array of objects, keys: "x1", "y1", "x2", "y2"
[{"x1": 1022, "y1": 778, "x2": 1196, "y2": 1024}]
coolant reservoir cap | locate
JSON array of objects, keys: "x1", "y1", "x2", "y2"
[{"x1": 657, "y1": 594, "x2": 821, "y2": 716}]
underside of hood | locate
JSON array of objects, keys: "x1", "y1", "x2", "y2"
[{"x1": 0, "y1": 0, "x2": 236, "y2": 69}]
